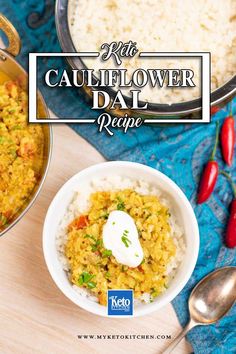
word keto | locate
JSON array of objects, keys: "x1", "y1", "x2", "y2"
[
  {"x1": 109, "y1": 296, "x2": 131, "y2": 309},
  {"x1": 108, "y1": 289, "x2": 133, "y2": 316},
  {"x1": 101, "y1": 40, "x2": 138, "y2": 65}
]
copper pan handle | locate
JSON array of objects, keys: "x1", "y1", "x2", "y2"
[{"x1": 0, "y1": 13, "x2": 21, "y2": 57}]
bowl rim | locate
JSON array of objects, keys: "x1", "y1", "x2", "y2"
[
  {"x1": 0, "y1": 49, "x2": 53, "y2": 237},
  {"x1": 43, "y1": 161, "x2": 200, "y2": 317},
  {"x1": 55, "y1": 0, "x2": 236, "y2": 116}
]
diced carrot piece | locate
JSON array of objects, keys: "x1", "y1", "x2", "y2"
[
  {"x1": 17, "y1": 138, "x2": 36, "y2": 158},
  {"x1": 138, "y1": 266, "x2": 144, "y2": 273},
  {"x1": 98, "y1": 293, "x2": 106, "y2": 305},
  {"x1": 68, "y1": 215, "x2": 89, "y2": 231},
  {"x1": 6, "y1": 81, "x2": 18, "y2": 98},
  {"x1": 4, "y1": 210, "x2": 12, "y2": 219}
]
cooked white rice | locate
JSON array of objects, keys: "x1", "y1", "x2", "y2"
[
  {"x1": 56, "y1": 176, "x2": 185, "y2": 305},
  {"x1": 68, "y1": 0, "x2": 236, "y2": 104}
]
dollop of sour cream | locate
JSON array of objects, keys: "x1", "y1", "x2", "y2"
[{"x1": 102, "y1": 210, "x2": 144, "y2": 268}]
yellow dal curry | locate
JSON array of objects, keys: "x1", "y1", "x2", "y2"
[
  {"x1": 0, "y1": 78, "x2": 44, "y2": 231},
  {"x1": 65, "y1": 189, "x2": 176, "y2": 305}
]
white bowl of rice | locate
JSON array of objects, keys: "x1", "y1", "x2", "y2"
[{"x1": 43, "y1": 161, "x2": 199, "y2": 317}]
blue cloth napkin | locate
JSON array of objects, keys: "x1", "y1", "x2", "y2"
[{"x1": 1, "y1": 1, "x2": 236, "y2": 353}]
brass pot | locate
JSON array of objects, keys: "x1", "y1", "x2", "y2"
[{"x1": 0, "y1": 14, "x2": 52, "y2": 237}]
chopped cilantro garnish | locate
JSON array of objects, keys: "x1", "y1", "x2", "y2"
[
  {"x1": 91, "y1": 239, "x2": 102, "y2": 251},
  {"x1": 121, "y1": 229, "x2": 131, "y2": 247},
  {"x1": 102, "y1": 249, "x2": 112, "y2": 257},
  {"x1": 135, "y1": 253, "x2": 139, "y2": 257},
  {"x1": 105, "y1": 272, "x2": 111, "y2": 279},
  {"x1": 151, "y1": 288, "x2": 158, "y2": 299},
  {"x1": 84, "y1": 234, "x2": 96, "y2": 242},
  {"x1": 84, "y1": 234, "x2": 102, "y2": 251},
  {"x1": 87, "y1": 281, "x2": 96, "y2": 289},
  {"x1": 78, "y1": 272, "x2": 96, "y2": 289},
  {"x1": 78, "y1": 272, "x2": 95, "y2": 285},
  {"x1": 117, "y1": 197, "x2": 125, "y2": 211}
]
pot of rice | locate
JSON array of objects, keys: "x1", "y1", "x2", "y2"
[{"x1": 55, "y1": 0, "x2": 236, "y2": 118}]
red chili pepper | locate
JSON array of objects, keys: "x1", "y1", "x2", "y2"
[
  {"x1": 197, "y1": 161, "x2": 219, "y2": 204},
  {"x1": 220, "y1": 171, "x2": 236, "y2": 248},
  {"x1": 220, "y1": 110, "x2": 235, "y2": 166},
  {"x1": 211, "y1": 105, "x2": 220, "y2": 115},
  {"x1": 226, "y1": 200, "x2": 236, "y2": 248},
  {"x1": 197, "y1": 122, "x2": 220, "y2": 204}
]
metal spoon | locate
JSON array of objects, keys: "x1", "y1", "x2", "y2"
[{"x1": 163, "y1": 266, "x2": 236, "y2": 353}]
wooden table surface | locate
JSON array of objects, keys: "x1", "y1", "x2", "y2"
[{"x1": 0, "y1": 124, "x2": 192, "y2": 354}]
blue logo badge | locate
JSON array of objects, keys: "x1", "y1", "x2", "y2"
[{"x1": 107, "y1": 290, "x2": 133, "y2": 316}]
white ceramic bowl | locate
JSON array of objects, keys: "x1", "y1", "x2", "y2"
[{"x1": 43, "y1": 161, "x2": 199, "y2": 317}]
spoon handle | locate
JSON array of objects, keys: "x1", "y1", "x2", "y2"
[{"x1": 162, "y1": 320, "x2": 196, "y2": 354}]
